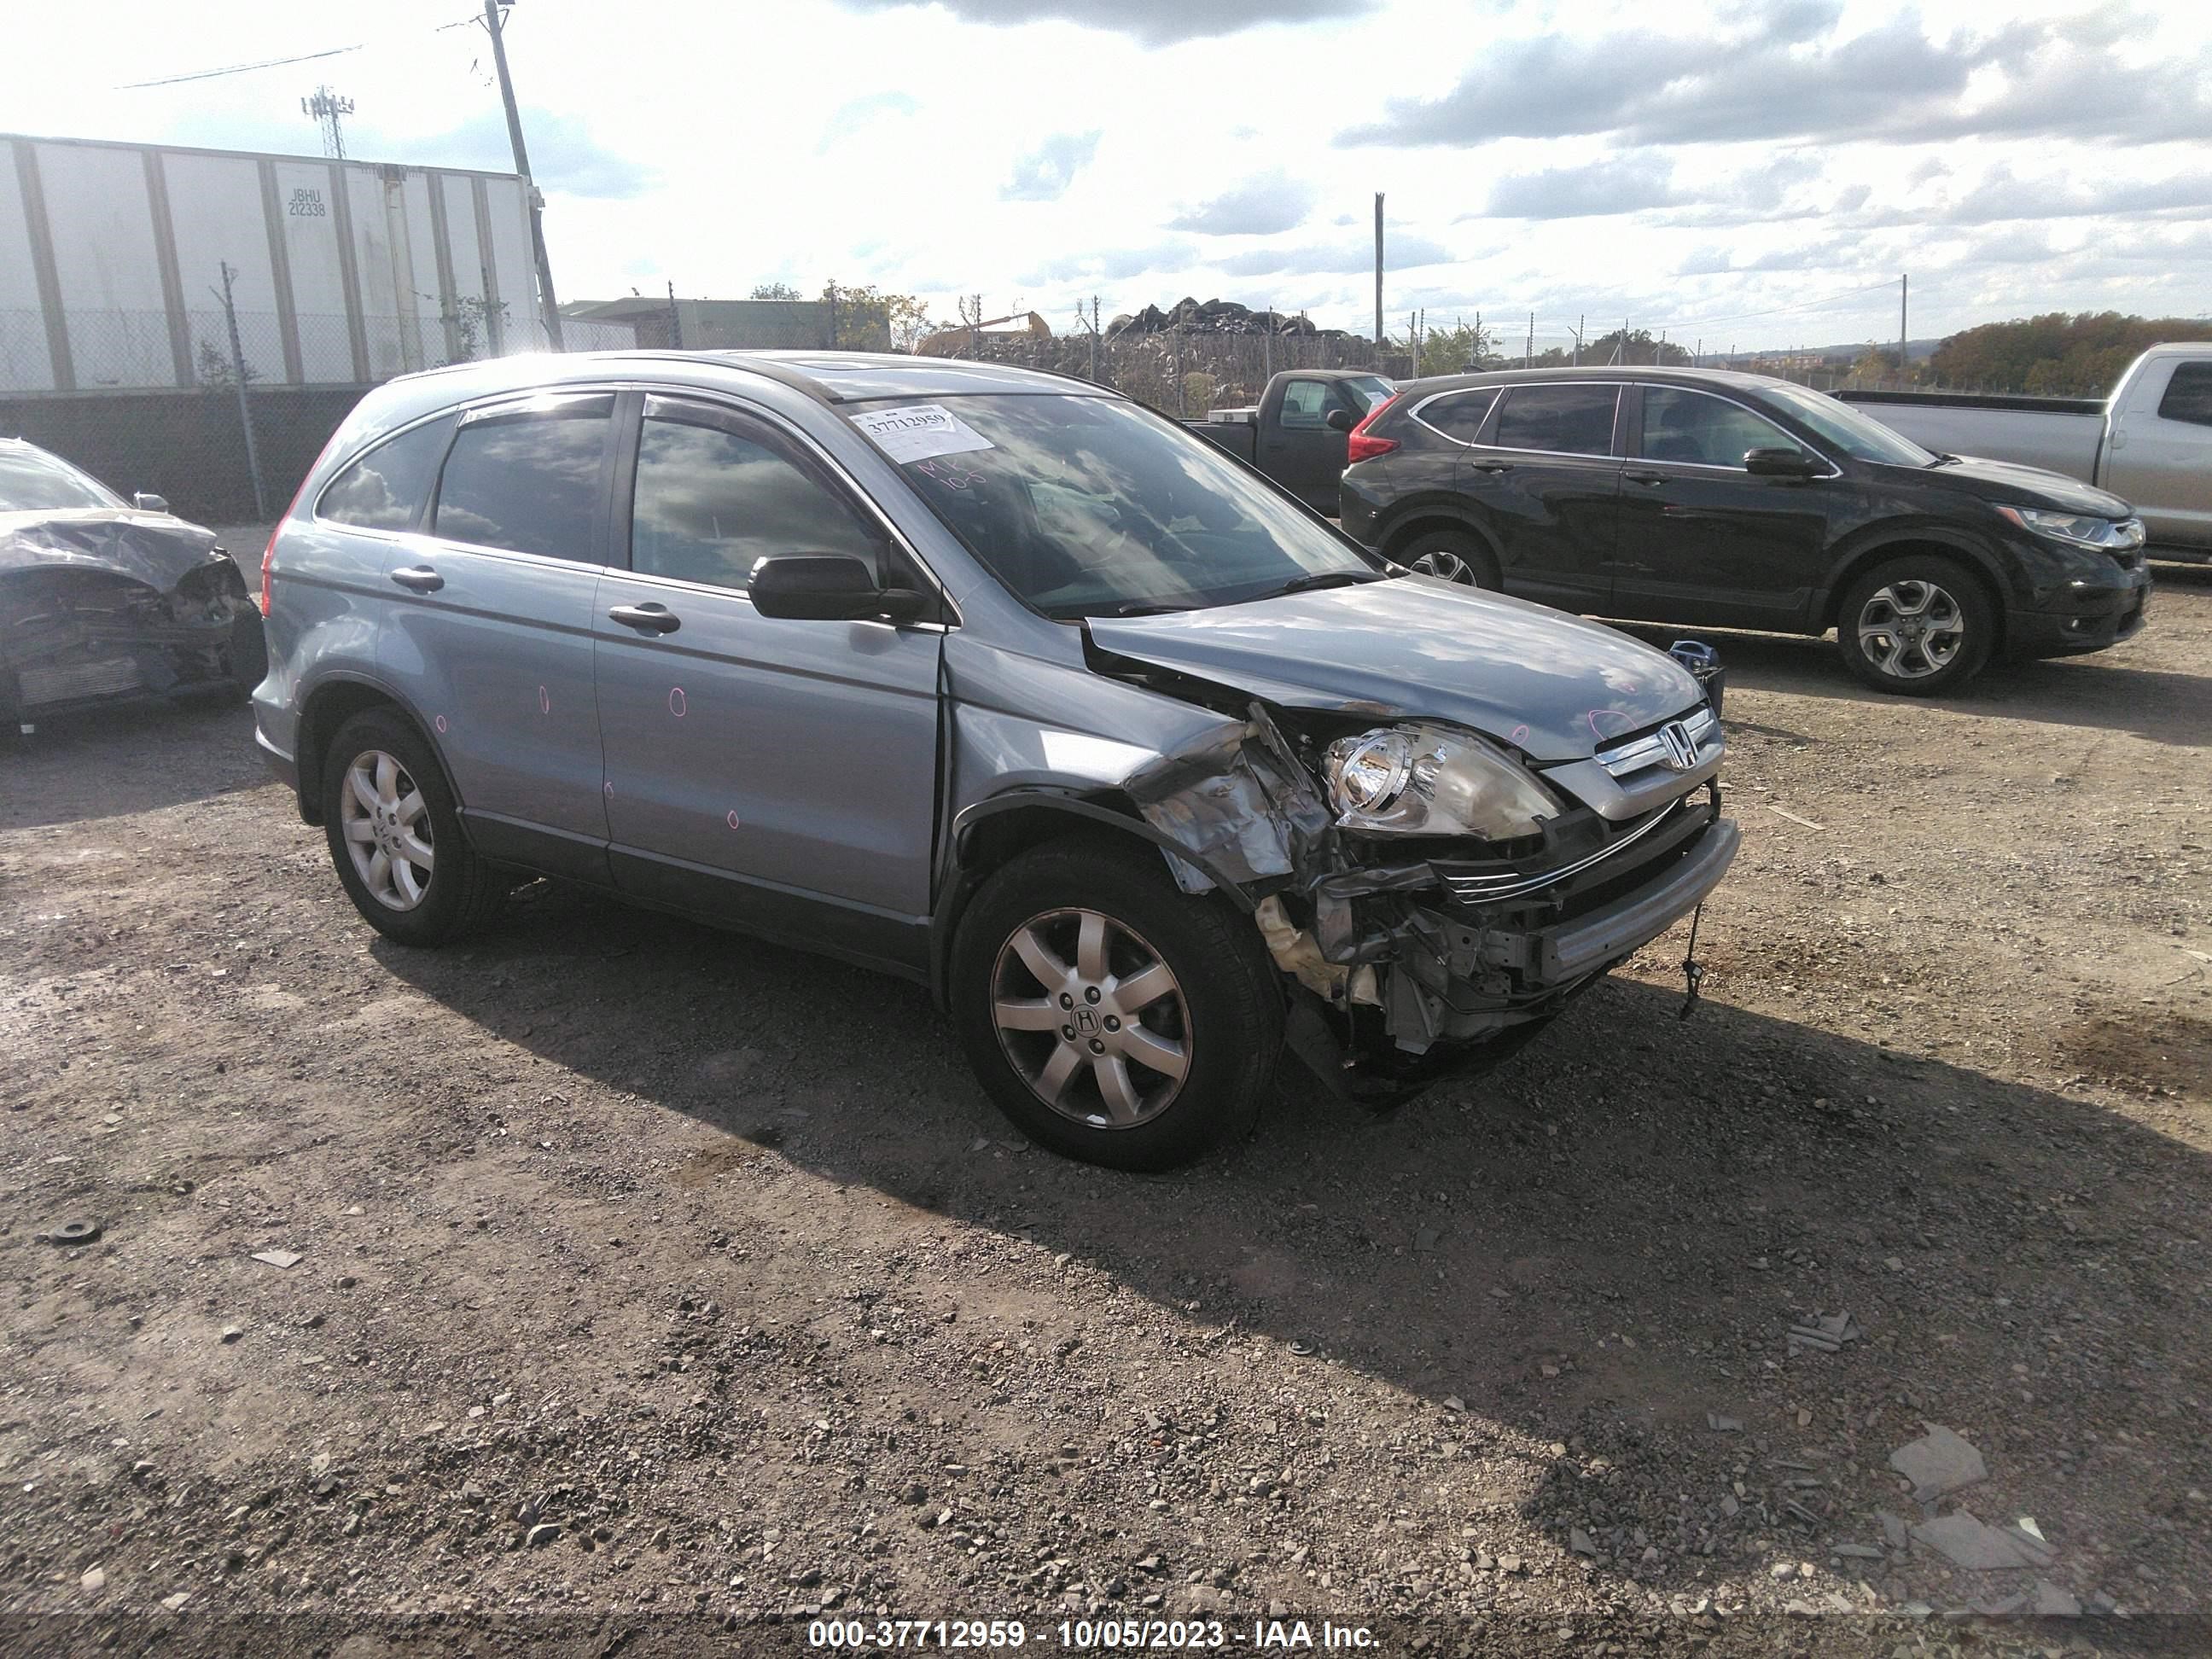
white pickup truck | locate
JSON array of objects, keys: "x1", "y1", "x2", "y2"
[{"x1": 1837, "y1": 342, "x2": 2212, "y2": 563}]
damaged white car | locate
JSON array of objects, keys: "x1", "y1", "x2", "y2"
[{"x1": 251, "y1": 352, "x2": 1736, "y2": 1169}]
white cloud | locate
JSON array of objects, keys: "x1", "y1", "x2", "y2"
[{"x1": 1, "y1": 0, "x2": 2206, "y2": 351}]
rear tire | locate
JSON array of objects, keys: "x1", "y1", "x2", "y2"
[
  {"x1": 1836, "y1": 554, "x2": 1996, "y2": 695},
  {"x1": 321, "y1": 707, "x2": 504, "y2": 946},
  {"x1": 1398, "y1": 529, "x2": 1497, "y2": 589},
  {"x1": 950, "y1": 835, "x2": 1283, "y2": 1171}
]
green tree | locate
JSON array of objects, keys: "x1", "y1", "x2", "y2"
[
  {"x1": 823, "y1": 282, "x2": 936, "y2": 352},
  {"x1": 749, "y1": 281, "x2": 801, "y2": 301},
  {"x1": 1928, "y1": 312, "x2": 2212, "y2": 394}
]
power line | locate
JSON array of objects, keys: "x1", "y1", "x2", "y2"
[
  {"x1": 118, "y1": 44, "x2": 362, "y2": 90},
  {"x1": 1641, "y1": 281, "x2": 1896, "y2": 335}
]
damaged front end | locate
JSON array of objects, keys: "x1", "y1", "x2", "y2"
[
  {"x1": 1119, "y1": 682, "x2": 1739, "y2": 1103},
  {"x1": 1, "y1": 516, "x2": 263, "y2": 729}
]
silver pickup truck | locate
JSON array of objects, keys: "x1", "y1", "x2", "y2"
[{"x1": 1837, "y1": 343, "x2": 2212, "y2": 563}]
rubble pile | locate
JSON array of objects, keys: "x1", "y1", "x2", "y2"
[{"x1": 1105, "y1": 297, "x2": 1357, "y2": 341}]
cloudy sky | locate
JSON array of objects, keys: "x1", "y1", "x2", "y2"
[{"x1": 7, "y1": 0, "x2": 2210, "y2": 352}]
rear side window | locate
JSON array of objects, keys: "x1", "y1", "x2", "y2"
[
  {"x1": 1278, "y1": 379, "x2": 1329, "y2": 429},
  {"x1": 317, "y1": 417, "x2": 454, "y2": 531},
  {"x1": 1413, "y1": 388, "x2": 1499, "y2": 443},
  {"x1": 1492, "y1": 384, "x2": 1619, "y2": 456},
  {"x1": 434, "y1": 396, "x2": 614, "y2": 562},
  {"x1": 2157, "y1": 361, "x2": 2212, "y2": 427},
  {"x1": 629, "y1": 409, "x2": 880, "y2": 591}
]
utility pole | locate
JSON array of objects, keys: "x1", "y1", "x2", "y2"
[
  {"x1": 1525, "y1": 311, "x2": 1534, "y2": 368},
  {"x1": 212, "y1": 262, "x2": 267, "y2": 520},
  {"x1": 1372, "y1": 193, "x2": 1384, "y2": 362},
  {"x1": 826, "y1": 280, "x2": 838, "y2": 349},
  {"x1": 1899, "y1": 272, "x2": 1909, "y2": 381},
  {"x1": 481, "y1": 0, "x2": 563, "y2": 350},
  {"x1": 1261, "y1": 301, "x2": 1272, "y2": 381},
  {"x1": 1574, "y1": 313, "x2": 1584, "y2": 366},
  {"x1": 1091, "y1": 294, "x2": 1102, "y2": 383},
  {"x1": 665, "y1": 281, "x2": 682, "y2": 349},
  {"x1": 300, "y1": 85, "x2": 352, "y2": 159}
]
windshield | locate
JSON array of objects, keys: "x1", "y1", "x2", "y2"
[
  {"x1": 852, "y1": 393, "x2": 1380, "y2": 619},
  {"x1": 0, "y1": 445, "x2": 123, "y2": 512},
  {"x1": 1342, "y1": 375, "x2": 1394, "y2": 411},
  {"x1": 1762, "y1": 383, "x2": 1936, "y2": 467}
]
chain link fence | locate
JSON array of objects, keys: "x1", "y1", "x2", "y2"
[
  {"x1": 0, "y1": 305, "x2": 636, "y2": 524},
  {"x1": 940, "y1": 328, "x2": 1388, "y2": 415}
]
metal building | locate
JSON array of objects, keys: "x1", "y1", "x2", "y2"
[{"x1": 0, "y1": 131, "x2": 626, "y2": 396}]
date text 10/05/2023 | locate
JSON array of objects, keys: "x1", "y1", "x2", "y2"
[{"x1": 806, "y1": 1619, "x2": 1380, "y2": 1650}]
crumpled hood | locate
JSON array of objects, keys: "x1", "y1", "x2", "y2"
[
  {"x1": 1873, "y1": 456, "x2": 2134, "y2": 517},
  {"x1": 1086, "y1": 575, "x2": 1706, "y2": 762},
  {"x1": 0, "y1": 509, "x2": 224, "y2": 591}
]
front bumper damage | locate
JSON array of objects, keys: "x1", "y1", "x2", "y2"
[
  {"x1": 0, "y1": 516, "x2": 263, "y2": 726},
  {"x1": 1121, "y1": 701, "x2": 1738, "y2": 1098}
]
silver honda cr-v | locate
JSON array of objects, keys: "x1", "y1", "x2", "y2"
[{"x1": 253, "y1": 351, "x2": 1737, "y2": 1169}]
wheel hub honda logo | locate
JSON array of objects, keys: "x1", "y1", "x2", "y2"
[
  {"x1": 1075, "y1": 1008, "x2": 1098, "y2": 1034},
  {"x1": 1657, "y1": 721, "x2": 1699, "y2": 771}
]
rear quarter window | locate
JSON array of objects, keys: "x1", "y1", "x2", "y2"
[
  {"x1": 1412, "y1": 389, "x2": 1499, "y2": 443},
  {"x1": 317, "y1": 416, "x2": 456, "y2": 531}
]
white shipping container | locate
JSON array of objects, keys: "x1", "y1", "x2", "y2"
[{"x1": 0, "y1": 131, "x2": 600, "y2": 394}]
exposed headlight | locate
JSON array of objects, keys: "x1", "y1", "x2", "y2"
[
  {"x1": 1321, "y1": 722, "x2": 1560, "y2": 840},
  {"x1": 1995, "y1": 505, "x2": 2145, "y2": 550}
]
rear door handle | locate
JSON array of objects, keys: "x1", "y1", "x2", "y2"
[
  {"x1": 389, "y1": 565, "x2": 444, "y2": 592},
  {"x1": 608, "y1": 602, "x2": 681, "y2": 635},
  {"x1": 1471, "y1": 459, "x2": 1514, "y2": 474},
  {"x1": 1623, "y1": 470, "x2": 1667, "y2": 486}
]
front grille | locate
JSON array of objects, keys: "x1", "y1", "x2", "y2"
[
  {"x1": 19, "y1": 655, "x2": 143, "y2": 707},
  {"x1": 1595, "y1": 703, "x2": 1721, "y2": 783},
  {"x1": 1439, "y1": 796, "x2": 1685, "y2": 905},
  {"x1": 1431, "y1": 786, "x2": 1718, "y2": 923}
]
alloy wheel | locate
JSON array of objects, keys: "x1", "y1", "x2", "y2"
[
  {"x1": 339, "y1": 748, "x2": 435, "y2": 911},
  {"x1": 990, "y1": 908, "x2": 1192, "y2": 1128},
  {"x1": 1410, "y1": 549, "x2": 1476, "y2": 585},
  {"x1": 1856, "y1": 580, "x2": 1965, "y2": 680}
]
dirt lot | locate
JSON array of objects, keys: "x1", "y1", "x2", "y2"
[{"x1": 3, "y1": 561, "x2": 2209, "y2": 1656}]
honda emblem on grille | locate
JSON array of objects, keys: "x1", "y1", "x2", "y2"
[{"x1": 1657, "y1": 721, "x2": 1699, "y2": 771}]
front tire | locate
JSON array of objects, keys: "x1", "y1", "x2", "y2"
[
  {"x1": 1836, "y1": 555, "x2": 1996, "y2": 695},
  {"x1": 950, "y1": 835, "x2": 1283, "y2": 1171},
  {"x1": 321, "y1": 707, "x2": 504, "y2": 946}
]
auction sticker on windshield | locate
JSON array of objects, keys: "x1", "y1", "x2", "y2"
[{"x1": 850, "y1": 404, "x2": 996, "y2": 464}]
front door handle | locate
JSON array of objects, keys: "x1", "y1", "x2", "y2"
[
  {"x1": 608, "y1": 602, "x2": 681, "y2": 635},
  {"x1": 1471, "y1": 459, "x2": 1514, "y2": 474},
  {"x1": 389, "y1": 565, "x2": 445, "y2": 592},
  {"x1": 1623, "y1": 469, "x2": 1667, "y2": 486}
]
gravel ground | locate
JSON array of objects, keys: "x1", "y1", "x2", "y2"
[{"x1": 3, "y1": 558, "x2": 2208, "y2": 1656}]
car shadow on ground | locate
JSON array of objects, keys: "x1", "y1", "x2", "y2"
[
  {"x1": 375, "y1": 876, "x2": 2212, "y2": 1594},
  {"x1": 1605, "y1": 615, "x2": 2210, "y2": 750},
  {"x1": 0, "y1": 697, "x2": 265, "y2": 830}
]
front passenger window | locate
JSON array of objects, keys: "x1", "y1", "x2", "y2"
[
  {"x1": 1641, "y1": 387, "x2": 1807, "y2": 469},
  {"x1": 630, "y1": 413, "x2": 881, "y2": 591}
]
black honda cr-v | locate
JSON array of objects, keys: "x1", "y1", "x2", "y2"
[{"x1": 1337, "y1": 367, "x2": 2151, "y2": 694}]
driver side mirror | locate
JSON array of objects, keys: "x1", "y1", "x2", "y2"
[
  {"x1": 133, "y1": 492, "x2": 170, "y2": 513},
  {"x1": 1743, "y1": 447, "x2": 1821, "y2": 478},
  {"x1": 748, "y1": 553, "x2": 926, "y2": 623},
  {"x1": 1324, "y1": 408, "x2": 1354, "y2": 433}
]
